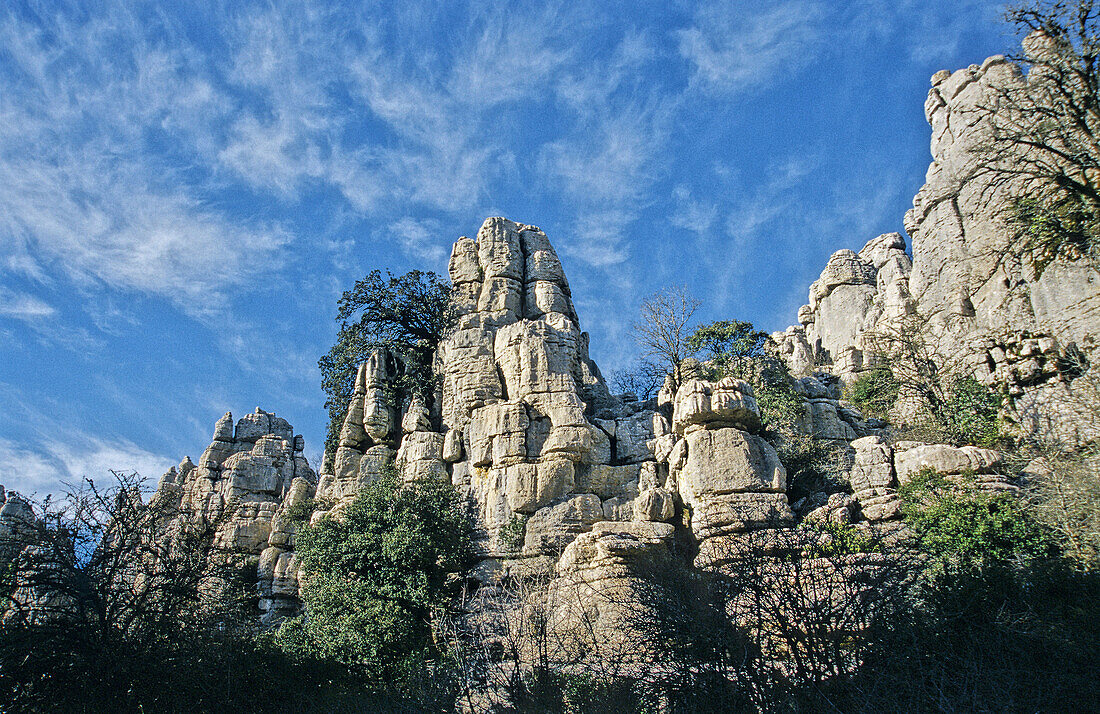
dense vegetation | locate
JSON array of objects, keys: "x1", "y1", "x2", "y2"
[
  {"x1": 275, "y1": 471, "x2": 471, "y2": 692},
  {"x1": 318, "y1": 269, "x2": 455, "y2": 468}
]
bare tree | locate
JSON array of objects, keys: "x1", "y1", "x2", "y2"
[
  {"x1": 633, "y1": 287, "x2": 701, "y2": 394},
  {"x1": 974, "y1": 1, "x2": 1100, "y2": 275},
  {"x1": 690, "y1": 526, "x2": 919, "y2": 711},
  {"x1": 608, "y1": 360, "x2": 664, "y2": 401},
  {"x1": 0, "y1": 471, "x2": 249, "y2": 711},
  {"x1": 1024, "y1": 446, "x2": 1100, "y2": 568}
]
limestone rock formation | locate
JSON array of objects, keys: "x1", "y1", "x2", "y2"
[
  {"x1": 152, "y1": 408, "x2": 317, "y2": 623},
  {"x1": 773, "y1": 42, "x2": 1100, "y2": 446},
  {"x1": 547, "y1": 521, "x2": 678, "y2": 663},
  {"x1": 317, "y1": 349, "x2": 399, "y2": 502},
  {"x1": 435, "y1": 218, "x2": 657, "y2": 557}
]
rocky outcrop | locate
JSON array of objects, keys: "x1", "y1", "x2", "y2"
[
  {"x1": 774, "y1": 234, "x2": 915, "y2": 381},
  {"x1": 546, "y1": 520, "x2": 678, "y2": 664},
  {"x1": 433, "y1": 218, "x2": 668, "y2": 558},
  {"x1": 845, "y1": 436, "x2": 1017, "y2": 525},
  {"x1": 152, "y1": 408, "x2": 317, "y2": 623},
  {"x1": 317, "y1": 349, "x2": 399, "y2": 501},
  {"x1": 774, "y1": 41, "x2": 1100, "y2": 447}
]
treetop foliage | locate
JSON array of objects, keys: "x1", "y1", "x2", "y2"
[
  {"x1": 335, "y1": 269, "x2": 456, "y2": 347},
  {"x1": 318, "y1": 269, "x2": 456, "y2": 465},
  {"x1": 276, "y1": 470, "x2": 470, "y2": 687},
  {"x1": 685, "y1": 319, "x2": 769, "y2": 379}
]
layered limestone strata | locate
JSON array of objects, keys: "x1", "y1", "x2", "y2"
[
  {"x1": 318, "y1": 348, "x2": 400, "y2": 503},
  {"x1": 152, "y1": 408, "x2": 317, "y2": 623},
  {"x1": 436, "y1": 218, "x2": 663, "y2": 559},
  {"x1": 774, "y1": 39, "x2": 1100, "y2": 445}
]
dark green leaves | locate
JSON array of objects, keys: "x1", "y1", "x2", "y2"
[
  {"x1": 318, "y1": 270, "x2": 455, "y2": 467},
  {"x1": 278, "y1": 473, "x2": 470, "y2": 687}
]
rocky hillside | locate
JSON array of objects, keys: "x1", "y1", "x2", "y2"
[
  {"x1": 774, "y1": 42, "x2": 1100, "y2": 446},
  {"x1": 108, "y1": 44, "x2": 1097, "y2": 633}
]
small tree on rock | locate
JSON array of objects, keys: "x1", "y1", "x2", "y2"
[
  {"x1": 977, "y1": 0, "x2": 1100, "y2": 275},
  {"x1": 633, "y1": 287, "x2": 700, "y2": 394},
  {"x1": 318, "y1": 270, "x2": 455, "y2": 467}
]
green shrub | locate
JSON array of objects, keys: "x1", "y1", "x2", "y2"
[
  {"x1": 1013, "y1": 193, "x2": 1100, "y2": 278},
  {"x1": 845, "y1": 367, "x2": 899, "y2": 420},
  {"x1": 801, "y1": 520, "x2": 881, "y2": 557},
  {"x1": 517, "y1": 668, "x2": 651, "y2": 714},
  {"x1": 499, "y1": 513, "x2": 528, "y2": 552},
  {"x1": 276, "y1": 471, "x2": 471, "y2": 687},
  {"x1": 860, "y1": 464, "x2": 1100, "y2": 713},
  {"x1": 282, "y1": 497, "x2": 320, "y2": 523},
  {"x1": 941, "y1": 376, "x2": 1002, "y2": 447},
  {"x1": 899, "y1": 467, "x2": 1051, "y2": 569}
]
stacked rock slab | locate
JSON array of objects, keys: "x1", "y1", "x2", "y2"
[
  {"x1": 435, "y1": 217, "x2": 676, "y2": 562},
  {"x1": 152, "y1": 408, "x2": 317, "y2": 621},
  {"x1": 547, "y1": 521, "x2": 678, "y2": 665},
  {"x1": 663, "y1": 377, "x2": 795, "y2": 566},
  {"x1": 774, "y1": 40, "x2": 1100, "y2": 445},
  {"x1": 792, "y1": 374, "x2": 876, "y2": 442},
  {"x1": 316, "y1": 349, "x2": 400, "y2": 504}
]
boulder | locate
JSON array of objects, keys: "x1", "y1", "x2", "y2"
[
  {"x1": 678, "y1": 428, "x2": 786, "y2": 501},
  {"x1": 673, "y1": 378, "x2": 761, "y2": 434},
  {"x1": 894, "y1": 443, "x2": 1002, "y2": 484},
  {"x1": 523, "y1": 495, "x2": 604, "y2": 555}
]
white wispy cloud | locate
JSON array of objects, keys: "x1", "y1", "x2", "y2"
[
  {"x1": 389, "y1": 217, "x2": 449, "y2": 265},
  {"x1": 0, "y1": 3, "x2": 290, "y2": 320},
  {"x1": 670, "y1": 185, "x2": 718, "y2": 235},
  {"x1": 538, "y1": 30, "x2": 673, "y2": 268},
  {"x1": 211, "y1": 1, "x2": 576, "y2": 218},
  {"x1": 0, "y1": 287, "x2": 55, "y2": 320},
  {"x1": 724, "y1": 157, "x2": 818, "y2": 246},
  {"x1": 677, "y1": 0, "x2": 826, "y2": 94},
  {"x1": 0, "y1": 438, "x2": 65, "y2": 499},
  {"x1": 0, "y1": 435, "x2": 173, "y2": 500}
]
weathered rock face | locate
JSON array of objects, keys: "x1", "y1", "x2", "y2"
[
  {"x1": 773, "y1": 42, "x2": 1100, "y2": 447},
  {"x1": 774, "y1": 233, "x2": 915, "y2": 382},
  {"x1": 318, "y1": 349, "x2": 399, "y2": 501},
  {"x1": 152, "y1": 408, "x2": 317, "y2": 624},
  {"x1": 547, "y1": 520, "x2": 678, "y2": 663},
  {"x1": 435, "y1": 218, "x2": 672, "y2": 557}
]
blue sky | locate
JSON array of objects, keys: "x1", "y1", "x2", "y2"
[{"x1": 0, "y1": 0, "x2": 1015, "y2": 496}]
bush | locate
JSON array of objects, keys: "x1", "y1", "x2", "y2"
[
  {"x1": 899, "y1": 467, "x2": 1051, "y2": 569},
  {"x1": 276, "y1": 471, "x2": 471, "y2": 689},
  {"x1": 845, "y1": 368, "x2": 899, "y2": 421},
  {"x1": 499, "y1": 513, "x2": 528, "y2": 553},
  {"x1": 801, "y1": 521, "x2": 881, "y2": 557},
  {"x1": 942, "y1": 376, "x2": 1002, "y2": 447},
  {"x1": 1026, "y1": 448, "x2": 1100, "y2": 571},
  {"x1": 854, "y1": 465, "x2": 1100, "y2": 713}
]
